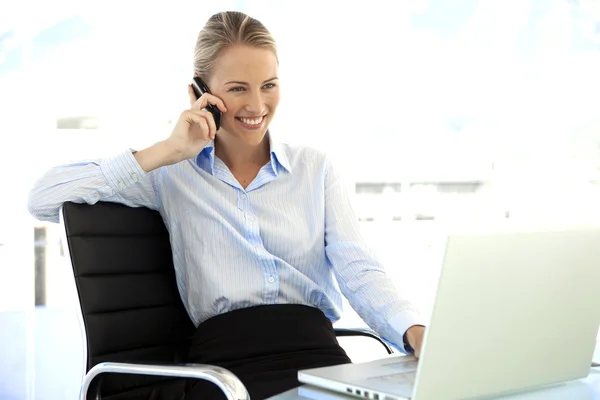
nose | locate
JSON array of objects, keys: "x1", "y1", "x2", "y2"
[{"x1": 245, "y1": 90, "x2": 266, "y2": 115}]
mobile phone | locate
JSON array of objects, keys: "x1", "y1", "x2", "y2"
[{"x1": 191, "y1": 76, "x2": 222, "y2": 131}]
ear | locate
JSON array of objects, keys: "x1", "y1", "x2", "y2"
[{"x1": 193, "y1": 72, "x2": 199, "y2": 77}]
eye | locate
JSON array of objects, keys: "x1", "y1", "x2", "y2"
[
  {"x1": 228, "y1": 86, "x2": 245, "y2": 92},
  {"x1": 263, "y1": 83, "x2": 277, "y2": 89}
]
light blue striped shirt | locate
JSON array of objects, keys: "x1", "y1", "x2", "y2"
[{"x1": 27, "y1": 134, "x2": 424, "y2": 352}]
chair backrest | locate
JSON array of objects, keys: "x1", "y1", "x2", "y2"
[{"x1": 61, "y1": 201, "x2": 195, "y2": 397}]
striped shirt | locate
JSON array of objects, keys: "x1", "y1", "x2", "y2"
[{"x1": 27, "y1": 134, "x2": 424, "y2": 352}]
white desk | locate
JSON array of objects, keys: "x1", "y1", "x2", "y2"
[
  {"x1": 270, "y1": 369, "x2": 600, "y2": 400},
  {"x1": 269, "y1": 344, "x2": 600, "y2": 400}
]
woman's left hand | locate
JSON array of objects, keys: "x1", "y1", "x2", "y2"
[{"x1": 405, "y1": 325, "x2": 426, "y2": 358}]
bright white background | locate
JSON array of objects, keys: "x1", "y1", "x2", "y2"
[{"x1": 1, "y1": 1, "x2": 599, "y2": 398}]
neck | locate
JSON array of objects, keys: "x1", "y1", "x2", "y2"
[{"x1": 214, "y1": 131, "x2": 271, "y2": 170}]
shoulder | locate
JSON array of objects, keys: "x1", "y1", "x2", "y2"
[{"x1": 278, "y1": 142, "x2": 332, "y2": 170}]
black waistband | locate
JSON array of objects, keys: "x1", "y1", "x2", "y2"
[
  {"x1": 185, "y1": 304, "x2": 352, "y2": 399},
  {"x1": 189, "y1": 304, "x2": 338, "y2": 364}
]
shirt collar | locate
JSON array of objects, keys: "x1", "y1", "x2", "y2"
[
  {"x1": 194, "y1": 131, "x2": 292, "y2": 175},
  {"x1": 268, "y1": 133, "x2": 292, "y2": 174}
]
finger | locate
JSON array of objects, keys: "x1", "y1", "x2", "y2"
[
  {"x1": 193, "y1": 93, "x2": 228, "y2": 113},
  {"x1": 198, "y1": 109, "x2": 217, "y2": 139},
  {"x1": 210, "y1": 94, "x2": 228, "y2": 113},
  {"x1": 182, "y1": 110, "x2": 210, "y2": 138},
  {"x1": 187, "y1": 110, "x2": 217, "y2": 140},
  {"x1": 187, "y1": 85, "x2": 198, "y2": 106}
]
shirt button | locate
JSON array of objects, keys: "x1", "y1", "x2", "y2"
[
  {"x1": 245, "y1": 214, "x2": 254, "y2": 221},
  {"x1": 241, "y1": 194, "x2": 247, "y2": 200},
  {"x1": 118, "y1": 182, "x2": 125, "y2": 190},
  {"x1": 268, "y1": 276, "x2": 275, "y2": 283},
  {"x1": 131, "y1": 173, "x2": 138, "y2": 182}
]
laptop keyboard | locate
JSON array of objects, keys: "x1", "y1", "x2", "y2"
[
  {"x1": 370, "y1": 359, "x2": 418, "y2": 385},
  {"x1": 380, "y1": 360, "x2": 418, "y2": 373},
  {"x1": 371, "y1": 371, "x2": 417, "y2": 385}
]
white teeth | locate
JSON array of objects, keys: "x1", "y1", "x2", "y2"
[{"x1": 240, "y1": 116, "x2": 263, "y2": 125}]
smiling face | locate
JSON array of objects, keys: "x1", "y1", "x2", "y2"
[{"x1": 207, "y1": 45, "x2": 280, "y2": 146}]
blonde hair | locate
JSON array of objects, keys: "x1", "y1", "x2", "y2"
[{"x1": 193, "y1": 11, "x2": 277, "y2": 81}]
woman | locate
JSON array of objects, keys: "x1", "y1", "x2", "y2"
[{"x1": 27, "y1": 11, "x2": 425, "y2": 400}]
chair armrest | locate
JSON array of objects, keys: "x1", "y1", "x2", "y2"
[
  {"x1": 334, "y1": 328, "x2": 394, "y2": 354},
  {"x1": 79, "y1": 362, "x2": 250, "y2": 400}
]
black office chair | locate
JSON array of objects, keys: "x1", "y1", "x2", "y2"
[{"x1": 60, "y1": 201, "x2": 393, "y2": 400}]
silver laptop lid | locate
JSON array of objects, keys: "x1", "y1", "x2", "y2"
[{"x1": 414, "y1": 226, "x2": 600, "y2": 399}]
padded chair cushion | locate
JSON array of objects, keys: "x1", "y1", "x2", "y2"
[{"x1": 63, "y1": 202, "x2": 195, "y2": 399}]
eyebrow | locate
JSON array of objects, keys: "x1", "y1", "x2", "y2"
[{"x1": 224, "y1": 77, "x2": 279, "y2": 85}]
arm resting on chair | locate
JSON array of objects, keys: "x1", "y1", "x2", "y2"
[
  {"x1": 334, "y1": 328, "x2": 394, "y2": 355},
  {"x1": 79, "y1": 362, "x2": 250, "y2": 400}
]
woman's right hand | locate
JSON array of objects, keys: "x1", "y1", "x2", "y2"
[
  {"x1": 165, "y1": 85, "x2": 228, "y2": 161},
  {"x1": 134, "y1": 86, "x2": 227, "y2": 172}
]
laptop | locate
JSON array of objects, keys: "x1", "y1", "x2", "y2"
[{"x1": 299, "y1": 226, "x2": 600, "y2": 400}]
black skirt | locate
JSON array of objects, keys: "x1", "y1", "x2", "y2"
[{"x1": 184, "y1": 304, "x2": 352, "y2": 399}]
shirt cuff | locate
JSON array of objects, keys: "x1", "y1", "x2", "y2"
[
  {"x1": 100, "y1": 149, "x2": 148, "y2": 192},
  {"x1": 387, "y1": 309, "x2": 428, "y2": 354}
]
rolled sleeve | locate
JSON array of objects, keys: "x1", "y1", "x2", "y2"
[
  {"x1": 323, "y1": 156, "x2": 428, "y2": 355},
  {"x1": 100, "y1": 149, "x2": 148, "y2": 192}
]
